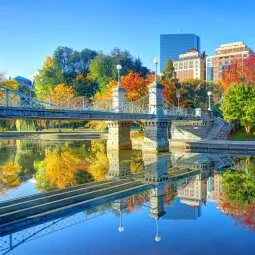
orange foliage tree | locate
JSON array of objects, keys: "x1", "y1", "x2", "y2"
[{"x1": 222, "y1": 56, "x2": 255, "y2": 91}]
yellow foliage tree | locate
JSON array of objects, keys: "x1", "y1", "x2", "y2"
[
  {"x1": 3, "y1": 79, "x2": 19, "y2": 90},
  {"x1": 87, "y1": 141, "x2": 109, "y2": 181},
  {"x1": 46, "y1": 83, "x2": 74, "y2": 105},
  {"x1": 0, "y1": 162, "x2": 20, "y2": 195},
  {"x1": 39, "y1": 147, "x2": 81, "y2": 189}
]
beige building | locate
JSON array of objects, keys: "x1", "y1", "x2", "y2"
[
  {"x1": 173, "y1": 49, "x2": 206, "y2": 82},
  {"x1": 206, "y1": 42, "x2": 254, "y2": 82}
]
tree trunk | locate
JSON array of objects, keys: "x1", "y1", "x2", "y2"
[{"x1": 245, "y1": 124, "x2": 252, "y2": 134}]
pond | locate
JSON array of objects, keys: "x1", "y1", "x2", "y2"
[{"x1": 0, "y1": 139, "x2": 255, "y2": 255}]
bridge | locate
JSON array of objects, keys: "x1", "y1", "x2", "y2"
[{"x1": 0, "y1": 82, "x2": 210, "y2": 152}]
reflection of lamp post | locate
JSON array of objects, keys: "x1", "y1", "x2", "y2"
[
  {"x1": 207, "y1": 91, "x2": 212, "y2": 111},
  {"x1": 155, "y1": 218, "x2": 161, "y2": 242},
  {"x1": 116, "y1": 64, "x2": 122, "y2": 89},
  {"x1": 176, "y1": 92, "x2": 181, "y2": 112},
  {"x1": 153, "y1": 58, "x2": 158, "y2": 83},
  {"x1": 118, "y1": 210, "x2": 124, "y2": 233}
]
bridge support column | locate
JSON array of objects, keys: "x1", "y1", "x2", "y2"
[
  {"x1": 143, "y1": 121, "x2": 170, "y2": 152},
  {"x1": 143, "y1": 152, "x2": 169, "y2": 182},
  {"x1": 106, "y1": 150, "x2": 131, "y2": 179},
  {"x1": 149, "y1": 184, "x2": 166, "y2": 218},
  {"x1": 107, "y1": 121, "x2": 132, "y2": 151}
]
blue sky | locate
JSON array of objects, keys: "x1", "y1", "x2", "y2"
[{"x1": 0, "y1": 0, "x2": 255, "y2": 79}]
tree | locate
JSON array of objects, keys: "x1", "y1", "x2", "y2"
[
  {"x1": 120, "y1": 71, "x2": 153, "y2": 101},
  {"x1": 34, "y1": 47, "x2": 98, "y2": 98},
  {"x1": 220, "y1": 84, "x2": 255, "y2": 133},
  {"x1": 179, "y1": 79, "x2": 223, "y2": 109},
  {"x1": 222, "y1": 56, "x2": 255, "y2": 91},
  {"x1": 89, "y1": 48, "x2": 149, "y2": 93},
  {"x1": 46, "y1": 83, "x2": 74, "y2": 105},
  {"x1": 161, "y1": 78, "x2": 177, "y2": 104},
  {"x1": 0, "y1": 162, "x2": 20, "y2": 195},
  {"x1": 163, "y1": 59, "x2": 175, "y2": 80},
  {"x1": 36, "y1": 147, "x2": 82, "y2": 189},
  {"x1": 3, "y1": 79, "x2": 19, "y2": 90}
]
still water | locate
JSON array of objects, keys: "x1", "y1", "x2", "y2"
[{"x1": 0, "y1": 139, "x2": 255, "y2": 255}]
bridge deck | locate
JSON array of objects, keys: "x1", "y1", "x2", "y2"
[{"x1": 0, "y1": 106, "x2": 199, "y2": 121}]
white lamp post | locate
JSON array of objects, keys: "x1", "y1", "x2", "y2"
[
  {"x1": 116, "y1": 64, "x2": 122, "y2": 88},
  {"x1": 153, "y1": 58, "x2": 158, "y2": 83},
  {"x1": 155, "y1": 218, "x2": 161, "y2": 242},
  {"x1": 176, "y1": 92, "x2": 181, "y2": 112},
  {"x1": 118, "y1": 210, "x2": 124, "y2": 233},
  {"x1": 207, "y1": 91, "x2": 212, "y2": 111}
]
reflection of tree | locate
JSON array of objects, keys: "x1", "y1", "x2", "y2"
[
  {"x1": 36, "y1": 147, "x2": 93, "y2": 190},
  {"x1": 0, "y1": 162, "x2": 20, "y2": 195},
  {"x1": 164, "y1": 184, "x2": 177, "y2": 206},
  {"x1": 87, "y1": 140, "x2": 109, "y2": 181},
  {"x1": 130, "y1": 151, "x2": 144, "y2": 174},
  {"x1": 219, "y1": 160, "x2": 255, "y2": 230}
]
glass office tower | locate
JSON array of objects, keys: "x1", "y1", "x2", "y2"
[{"x1": 160, "y1": 34, "x2": 200, "y2": 72}]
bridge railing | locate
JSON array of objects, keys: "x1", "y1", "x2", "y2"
[
  {"x1": 0, "y1": 85, "x2": 197, "y2": 117},
  {"x1": 0, "y1": 85, "x2": 67, "y2": 110},
  {"x1": 163, "y1": 99, "x2": 196, "y2": 117}
]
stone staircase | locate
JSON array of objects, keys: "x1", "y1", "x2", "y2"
[
  {"x1": 207, "y1": 118, "x2": 234, "y2": 140},
  {"x1": 212, "y1": 154, "x2": 235, "y2": 169}
]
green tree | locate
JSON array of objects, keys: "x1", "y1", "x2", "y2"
[
  {"x1": 220, "y1": 84, "x2": 255, "y2": 133},
  {"x1": 222, "y1": 169, "x2": 255, "y2": 206},
  {"x1": 163, "y1": 59, "x2": 175, "y2": 79},
  {"x1": 89, "y1": 48, "x2": 149, "y2": 92}
]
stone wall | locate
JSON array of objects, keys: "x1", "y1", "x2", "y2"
[{"x1": 171, "y1": 119, "x2": 213, "y2": 140}]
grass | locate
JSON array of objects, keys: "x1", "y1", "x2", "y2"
[{"x1": 229, "y1": 128, "x2": 255, "y2": 141}]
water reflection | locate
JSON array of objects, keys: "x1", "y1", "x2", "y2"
[{"x1": 1, "y1": 140, "x2": 255, "y2": 254}]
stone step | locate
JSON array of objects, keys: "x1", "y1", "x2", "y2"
[
  {"x1": 0, "y1": 180, "x2": 129, "y2": 216},
  {"x1": 0, "y1": 180, "x2": 141, "y2": 225}
]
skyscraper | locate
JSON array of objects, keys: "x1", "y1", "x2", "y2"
[{"x1": 160, "y1": 34, "x2": 200, "y2": 72}]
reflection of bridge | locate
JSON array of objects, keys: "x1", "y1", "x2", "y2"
[
  {"x1": 0, "y1": 82, "x2": 210, "y2": 152},
  {"x1": 0, "y1": 150, "x2": 235, "y2": 253}
]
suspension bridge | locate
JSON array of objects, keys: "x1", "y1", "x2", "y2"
[{"x1": 0, "y1": 84, "x2": 197, "y2": 121}]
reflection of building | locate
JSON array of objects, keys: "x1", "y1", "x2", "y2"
[
  {"x1": 160, "y1": 34, "x2": 200, "y2": 72},
  {"x1": 173, "y1": 49, "x2": 206, "y2": 81},
  {"x1": 206, "y1": 42, "x2": 254, "y2": 81},
  {"x1": 162, "y1": 198, "x2": 201, "y2": 220},
  {"x1": 177, "y1": 174, "x2": 207, "y2": 207},
  {"x1": 206, "y1": 173, "x2": 223, "y2": 203}
]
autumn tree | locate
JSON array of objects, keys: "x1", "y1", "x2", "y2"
[
  {"x1": 0, "y1": 162, "x2": 20, "y2": 195},
  {"x1": 46, "y1": 83, "x2": 74, "y2": 105},
  {"x1": 222, "y1": 56, "x2": 255, "y2": 91},
  {"x1": 87, "y1": 140, "x2": 109, "y2": 181},
  {"x1": 36, "y1": 147, "x2": 82, "y2": 190}
]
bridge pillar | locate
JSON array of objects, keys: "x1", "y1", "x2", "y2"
[
  {"x1": 143, "y1": 81, "x2": 169, "y2": 152},
  {"x1": 106, "y1": 150, "x2": 131, "y2": 179},
  {"x1": 143, "y1": 121, "x2": 170, "y2": 152},
  {"x1": 107, "y1": 121, "x2": 132, "y2": 151},
  {"x1": 148, "y1": 82, "x2": 164, "y2": 115},
  {"x1": 112, "y1": 86, "x2": 126, "y2": 112},
  {"x1": 143, "y1": 152, "x2": 169, "y2": 182},
  {"x1": 149, "y1": 184, "x2": 166, "y2": 219}
]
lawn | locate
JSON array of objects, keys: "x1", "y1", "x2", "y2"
[{"x1": 229, "y1": 128, "x2": 255, "y2": 141}]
